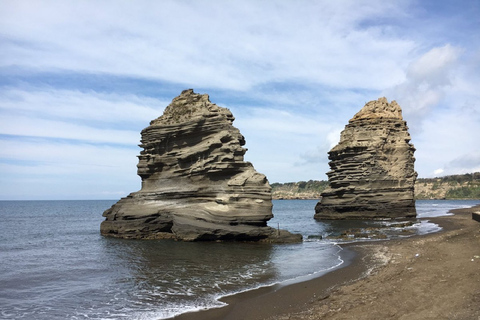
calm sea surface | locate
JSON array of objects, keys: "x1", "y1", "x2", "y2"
[{"x1": 0, "y1": 199, "x2": 478, "y2": 319}]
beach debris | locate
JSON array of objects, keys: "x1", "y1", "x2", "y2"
[{"x1": 472, "y1": 212, "x2": 480, "y2": 222}]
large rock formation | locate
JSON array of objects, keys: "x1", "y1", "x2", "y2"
[
  {"x1": 101, "y1": 89, "x2": 301, "y2": 242},
  {"x1": 314, "y1": 97, "x2": 417, "y2": 220}
]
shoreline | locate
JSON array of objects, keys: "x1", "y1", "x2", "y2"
[
  {"x1": 172, "y1": 244, "x2": 369, "y2": 320},
  {"x1": 172, "y1": 203, "x2": 480, "y2": 320}
]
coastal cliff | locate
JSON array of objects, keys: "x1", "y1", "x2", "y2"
[
  {"x1": 314, "y1": 98, "x2": 417, "y2": 219},
  {"x1": 415, "y1": 173, "x2": 480, "y2": 199},
  {"x1": 271, "y1": 180, "x2": 328, "y2": 200},
  {"x1": 101, "y1": 89, "x2": 301, "y2": 242},
  {"x1": 271, "y1": 173, "x2": 480, "y2": 200}
]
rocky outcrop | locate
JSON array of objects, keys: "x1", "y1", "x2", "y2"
[
  {"x1": 315, "y1": 97, "x2": 417, "y2": 220},
  {"x1": 101, "y1": 89, "x2": 301, "y2": 242}
]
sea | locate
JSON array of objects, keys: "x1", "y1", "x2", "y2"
[{"x1": 0, "y1": 199, "x2": 478, "y2": 320}]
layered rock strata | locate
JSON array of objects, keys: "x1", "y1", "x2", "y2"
[
  {"x1": 101, "y1": 89, "x2": 301, "y2": 242},
  {"x1": 315, "y1": 97, "x2": 417, "y2": 220}
]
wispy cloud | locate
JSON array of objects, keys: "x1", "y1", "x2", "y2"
[
  {"x1": 385, "y1": 44, "x2": 463, "y2": 131},
  {"x1": 413, "y1": 101, "x2": 480, "y2": 177},
  {"x1": 0, "y1": 87, "x2": 166, "y2": 124},
  {"x1": 0, "y1": 87, "x2": 167, "y2": 144},
  {"x1": 1, "y1": 0, "x2": 413, "y2": 90},
  {"x1": 0, "y1": 139, "x2": 140, "y2": 199},
  {"x1": 383, "y1": 42, "x2": 480, "y2": 177}
]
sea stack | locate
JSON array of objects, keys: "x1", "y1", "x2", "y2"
[
  {"x1": 101, "y1": 89, "x2": 301, "y2": 242},
  {"x1": 314, "y1": 97, "x2": 417, "y2": 220}
]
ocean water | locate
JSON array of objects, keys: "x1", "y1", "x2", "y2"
[{"x1": 0, "y1": 199, "x2": 478, "y2": 320}]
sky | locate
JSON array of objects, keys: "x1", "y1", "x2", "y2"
[{"x1": 1, "y1": 0, "x2": 479, "y2": 200}]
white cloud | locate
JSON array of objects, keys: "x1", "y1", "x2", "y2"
[
  {"x1": 0, "y1": 139, "x2": 137, "y2": 169},
  {"x1": 0, "y1": 87, "x2": 171, "y2": 145},
  {"x1": 381, "y1": 43, "x2": 480, "y2": 178},
  {"x1": 412, "y1": 101, "x2": 480, "y2": 178},
  {"x1": 0, "y1": 87, "x2": 165, "y2": 124},
  {"x1": 0, "y1": 0, "x2": 413, "y2": 91},
  {"x1": 384, "y1": 44, "x2": 462, "y2": 131},
  {"x1": 0, "y1": 114, "x2": 140, "y2": 145},
  {"x1": 327, "y1": 128, "x2": 343, "y2": 149},
  {"x1": 0, "y1": 139, "x2": 141, "y2": 199},
  {"x1": 446, "y1": 152, "x2": 480, "y2": 174},
  {"x1": 407, "y1": 45, "x2": 460, "y2": 86},
  {"x1": 231, "y1": 107, "x2": 341, "y2": 182}
]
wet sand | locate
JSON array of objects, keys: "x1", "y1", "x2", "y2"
[{"x1": 173, "y1": 204, "x2": 480, "y2": 320}]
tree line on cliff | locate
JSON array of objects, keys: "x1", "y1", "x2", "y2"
[{"x1": 271, "y1": 172, "x2": 480, "y2": 200}]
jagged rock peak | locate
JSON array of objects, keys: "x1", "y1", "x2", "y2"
[
  {"x1": 351, "y1": 97, "x2": 402, "y2": 121},
  {"x1": 314, "y1": 97, "x2": 417, "y2": 220},
  {"x1": 151, "y1": 89, "x2": 234, "y2": 125},
  {"x1": 101, "y1": 89, "x2": 301, "y2": 243}
]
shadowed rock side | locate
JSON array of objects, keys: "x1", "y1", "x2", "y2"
[
  {"x1": 315, "y1": 97, "x2": 417, "y2": 220},
  {"x1": 101, "y1": 89, "x2": 301, "y2": 243}
]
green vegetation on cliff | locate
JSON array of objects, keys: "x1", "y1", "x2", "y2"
[
  {"x1": 416, "y1": 172, "x2": 480, "y2": 199},
  {"x1": 271, "y1": 180, "x2": 328, "y2": 199},
  {"x1": 272, "y1": 172, "x2": 480, "y2": 200}
]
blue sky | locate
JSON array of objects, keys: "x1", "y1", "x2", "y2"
[{"x1": 1, "y1": 0, "x2": 479, "y2": 200}]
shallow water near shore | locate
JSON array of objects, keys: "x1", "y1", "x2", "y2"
[{"x1": 0, "y1": 199, "x2": 478, "y2": 319}]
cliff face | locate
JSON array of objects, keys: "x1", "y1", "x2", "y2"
[
  {"x1": 416, "y1": 173, "x2": 480, "y2": 199},
  {"x1": 101, "y1": 89, "x2": 301, "y2": 242},
  {"x1": 271, "y1": 181, "x2": 328, "y2": 200},
  {"x1": 315, "y1": 97, "x2": 417, "y2": 220}
]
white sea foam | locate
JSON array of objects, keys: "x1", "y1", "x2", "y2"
[{"x1": 157, "y1": 243, "x2": 346, "y2": 320}]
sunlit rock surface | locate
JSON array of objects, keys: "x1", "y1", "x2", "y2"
[
  {"x1": 101, "y1": 89, "x2": 301, "y2": 242},
  {"x1": 315, "y1": 97, "x2": 417, "y2": 220}
]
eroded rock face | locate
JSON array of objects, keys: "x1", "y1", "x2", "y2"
[
  {"x1": 101, "y1": 89, "x2": 301, "y2": 242},
  {"x1": 314, "y1": 97, "x2": 417, "y2": 220}
]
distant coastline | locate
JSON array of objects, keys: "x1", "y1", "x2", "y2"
[{"x1": 272, "y1": 172, "x2": 480, "y2": 200}]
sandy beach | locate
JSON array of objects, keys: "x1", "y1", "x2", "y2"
[{"x1": 174, "y1": 204, "x2": 480, "y2": 320}]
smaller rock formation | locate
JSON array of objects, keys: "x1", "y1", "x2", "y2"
[
  {"x1": 101, "y1": 89, "x2": 301, "y2": 243},
  {"x1": 315, "y1": 97, "x2": 417, "y2": 220}
]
